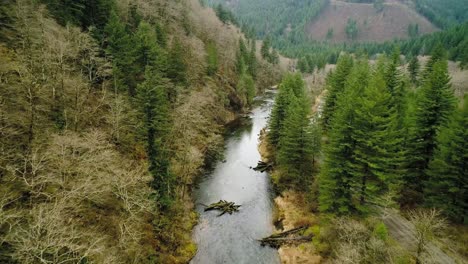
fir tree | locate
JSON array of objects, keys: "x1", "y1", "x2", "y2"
[
  {"x1": 268, "y1": 74, "x2": 296, "y2": 147},
  {"x1": 351, "y1": 67, "x2": 398, "y2": 213},
  {"x1": 277, "y1": 83, "x2": 313, "y2": 188},
  {"x1": 167, "y1": 38, "x2": 187, "y2": 87},
  {"x1": 319, "y1": 60, "x2": 369, "y2": 214},
  {"x1": 206, "y1": 41, "x2": 218, "y2": 76},
  {"x1": 322, "y1": 54, "x2": 353, "y2": 130},
  {"x1": 402, "y1": 59, "x2": 456, "y2": 205},
  {"x1": 408, "y1": 56, "x2": 420, "y2": 84},
  {"x1": 261, "y1": 36, "x2": 271, "y2": 60},
  {"x1": 425, "y1": 97, "x2": 467, "y2": 223},
  {"x1": 137, "y1": 67, "x2": 174, "y2": 207},
  {"x1": 105, "y1": 11, "x2": 136, "y2": 95}
]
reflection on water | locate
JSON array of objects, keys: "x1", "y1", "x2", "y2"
[{"x1": 191, "y1": 90, "x2": 280, "y2": 264}]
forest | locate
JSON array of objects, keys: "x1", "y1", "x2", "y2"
[
  {"x1": 0, "y1": 0, "x2": 282, "y2": 263},
  {"x1": 0, "y1": 0, "x2": 467, "y2": 263},
  {"x1": 265, "y1": 46, "x2": 467, "y2": 263}
]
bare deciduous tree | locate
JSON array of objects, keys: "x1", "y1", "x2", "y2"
[{"x1": 408, "y1": 209, "x2": 447, "y2": 264}]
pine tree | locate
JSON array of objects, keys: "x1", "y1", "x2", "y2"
[
  {"x1": 167, "y1": 38, "x2": 187, "y2": 87},
  {"x1": 425, "y1": 97, "x2": 467, "y2": 223},
  {"x1": 408, "y1": 56, "x2": 420, "y2": 84},
  {"x1": 319, "y1": 60, "x2": 369, "y2": 214},
  {"x1": 206, "y1": 41, "x2": 218, "y2": 76},
  {"x1": 322, "y1": 54, "x2": 353, "y2": 130},
  {"x1": 277, "y1": 83, "x2": 313, "y2": 188},
  {"x1": 268, "y1": 74, "x2": 297, "y2": 147},
  {"x1": 401, "y1": 59, "x2": 456, "y2": 205},
  {"x1": 248, "y1": 40, "x2": 257, "y2": 78},
  {"x1": 237, "y1": 73, "x2": 256, "y2": 106},
  {"x1": 261, "y1": 36, "x2": 271, "y2": 60},
  {"x1": 136, "y1": 67, "x2": 174, "y2": 207},
  {"x1": 105, "y1": 11, "x2": 136, "y2": 95},
  {"x1": 351, "y1": 67, "x2": 398, "y2": 213}
]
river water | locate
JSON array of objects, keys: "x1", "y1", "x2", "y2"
[{"x1": 191, "y1": 90, "x2": 280, "y2": 264}]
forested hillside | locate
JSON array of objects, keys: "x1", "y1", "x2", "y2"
[
  {"x1": 0, "y1": 0, "x2": 282, "y2": 263},
  {"x1": 264, "y1": 45, "x2": 467, "y2": 263},
  {"x1": 412, "y1": 0, "x2": 468, "y2": 28}
]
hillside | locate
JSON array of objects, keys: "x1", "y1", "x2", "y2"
[
  {"x1": 307, "y1": 0, "x2": 438, "y2": 43},
  {"x1": 0, "y1": 0, "x2": 283, "y2": 263}
]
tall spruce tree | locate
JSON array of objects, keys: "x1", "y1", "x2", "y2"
[
  {"x1": 268, "y1": 74, "x2": 298, "y2": 147},
  {"x1": 351, "y1": 67, "x2": 398, "y2": 213},
  {"x1": 277, "y1": 83, "x2": 313, "y2": 188},
  {"x1": 408, "y1": 56, "x2": 420, "y2": 85},
  {"x1": 319, "y1": 60, "x2": 369, "y2": 214},
  {"x1": 322, "y1": 54, "x2": 354, "y2": 130},
  {"x1": 425, "y1": 97, "x2": 467, "y2": 223},
  {"x1": 401, "y1": 59, "x2": 455, "y2": 205},
  {"x1": 105, "y1": 11, "x2": 136, "y2": 95},
  {"x1": 137, "y1": 67, "x2": 174, "y2": 207}
]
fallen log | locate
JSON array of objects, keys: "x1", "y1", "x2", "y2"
[
  {"x1": 259, "y1": 236, "x2": 312, "y2": 248},
  {"x1": 259, "y1": 225, "x2": 311, "y2": 248},
  {"x1": 267, "y1": 225, "x2": 308, "y2": 238},
  {"x1": 252, "y1": 161, "x2": 273, "y2": 172},
  {"x1": 204, "y1": 200, "x2": 241, "y2": 216}
]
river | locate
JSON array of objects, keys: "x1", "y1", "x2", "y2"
[{"x1": 191, "y1": 90, "x2": 280, "y2": 264}]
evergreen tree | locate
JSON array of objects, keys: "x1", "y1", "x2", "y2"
[
  {"x1": 277, "y1": 82, "x2": 313, "y2": 188},
  {"x1": 351, "y1": 67, "x2": 398, "y2": 213},
  {"x1": 237, "y1": 73, "x2": 256, "y2": 106},
  {"x1": 206, "y1": 41, "x2": 218, "y2": 76},
  {"x1": 401, "y1": 59, "x2": 456, "y2": 205},
  {"x1": 105, "y1": 11, "x2": 136, "y2": 95},
  {"x1": 319, "y1": 61, "x2": 369, "y2": 214},
  {"x1": 248, "y1": 40, "x2": 257, "y2": 78},
  {"x1": 261, "y1": 36, "x2": 271, "y2": 60},
  {"x1": 425, "y1": 97, "x2": 467, "y2": 223},
  {"x1": 136, "y1": 67, "x2": 174, "y2": 207},
  {"x1": 408, "y1": 56, "x2": 420, "y2": 84},
  {"x1": 268, "y1": 75, "x2": 296, "y2": 147},
  {"x1": 322, "y1": 54, "x2": 354, "y2": 130},
  {"x1": 167, "y1": 38, "x2": 188, "y2": 87}
]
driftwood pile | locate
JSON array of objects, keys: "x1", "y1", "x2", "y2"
[
  {"x1": 252, "y1": 161, "x2": 273, "y2": 172},
  {"x1": 259, "y1": 226, "x2": 312, "y2": 248},
  {"x1": 204, "y1": 200, "x2": 241, "y2": 216}
]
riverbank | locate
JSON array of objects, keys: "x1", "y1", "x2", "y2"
[{"x1": 258, "y1": 130, "x2": 323, "y2": 264}]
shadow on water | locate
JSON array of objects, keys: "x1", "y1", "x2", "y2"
[{"x1": 191, "y1": 90, "x2": 280, "y2": 264}]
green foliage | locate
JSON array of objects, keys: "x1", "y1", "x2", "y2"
[
  {"x1": 322, "y1": 54, "x2": 354, "y2": 130},
  {"x1": 373, "y1": 222, "x2": 389, "y2": 241},
  {"x1": 237, "y1": 73, "x2": 256, "y2": 106},
  {"x1": 413, "y1": 0, "x2": 468, "y2": 29},
  {"x1": 345, "y1": 18, "x2": 359, "y2": 41},
  {"x1": 408, "y1": 23, "x2": 420, "y2": 38},
  {"x1": 268, "y1": 73, "x2": 319, "y2": 190},
  {"x1": 320, "y1": 54, "x2": 408, "y2": 215},
  {"x1": 137, "y1": 67, "x2": 175, "y2": 207},
  {"x1": 408, "y1": 56, "x2": 420, "y2": 84},
  {"x1": 319, "y1": 61, "x2": 369, "y2": 214},
  {"x1": 425, "y1": 97, "x2": 467, "y2": 223},
  {"x1": 105, "y1": 11, "x2": 137, "y2": 95},
  {"x1": 167, "y1": 39, "x2": 188, "y2": 87},
  {"x1": 277, "y1": 92, "x2": 313, "y2": 188},
  {"x1": 326, "y1": 28, "x2": 334, "y2": 40},
  {"x1": 260, "y1": 36, "x2": 279, "y2": 64},
  {"x1": 41, "y1": 0, "x2": 115, "y2": 36},
  {"x1": 206, "y1": 41, "x2": 219, "y2": 76},
  {"x1": 214, "y1": 4, "x2": 238, "y2": 25},
  {"x1": 268, "y1": 79, "x2": 294, "y2": 146},
  {"x1": 402, "y1": 52, "x2": 456, "y2": 206}
]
